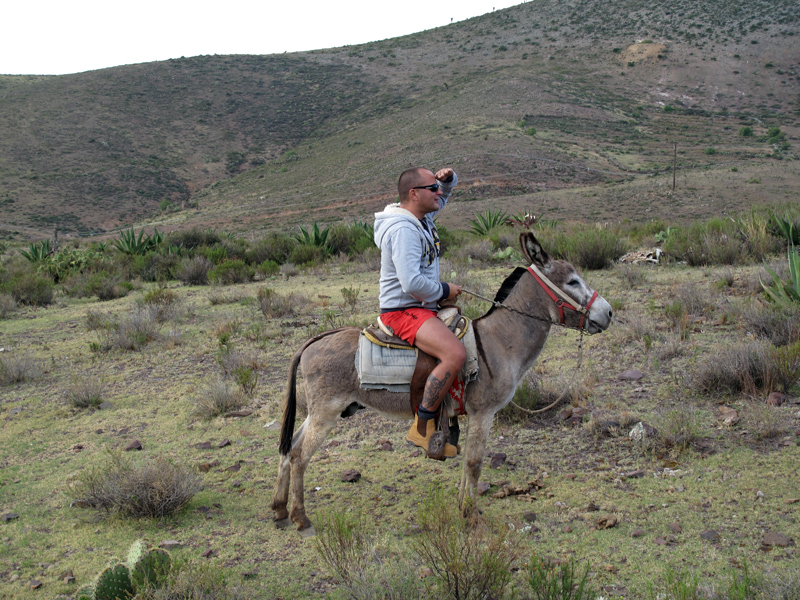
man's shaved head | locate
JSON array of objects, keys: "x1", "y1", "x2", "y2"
[{"x1": 397, "y1": 167, "x2": 432, "y2": 202}]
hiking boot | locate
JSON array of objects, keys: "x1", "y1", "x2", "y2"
[{"x1": 406, "y1": 415, "x2": 457, "y2": 459}]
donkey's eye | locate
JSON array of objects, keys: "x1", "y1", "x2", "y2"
[{"x1": 567, "y1": 280, "x2": 579, "y2": 286}]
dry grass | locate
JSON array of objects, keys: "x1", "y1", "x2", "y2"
[
  {"x1": 0, "y1": 352, "x2": 41, "y2": 385},
  {"x1": 175, "y1": 256, "x2": 212, "y2": 286},
  {"x1": 0, "y1": 292, "x2": 17, "y2": 319},
  {"x1": 257, "y1": 287, "x2": 311, "y2": 320},
  {"x1": 615, "y1": 263, "x2": 648, "y2": 288},
  {"x1": 194, "y1": 379, "x2": 246, "y2": 419},
  {"x1": 738, "y1": 301, "x2": 800, "y2": 347},
  {"x1": 743, "y1": 403, "x2": 789, "y2": 441},
  {"x1": 69, "y1": 450, "x2": 202, "y2": 519},
  {"x1": 66, "y1": 376, "x2": 106, "y2": 409}
]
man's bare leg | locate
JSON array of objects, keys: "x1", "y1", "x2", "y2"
[{"x1": 408, "y1": 317, "x2": 466, "y2": 448}]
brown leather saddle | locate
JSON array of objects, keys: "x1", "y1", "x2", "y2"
[{"x1": 362, "y1": 309, "x2": 469, "y2": 414}]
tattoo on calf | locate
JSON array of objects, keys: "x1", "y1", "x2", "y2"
[{"x1": 421, "y1": 370, "x2": 451, "y2": 410}]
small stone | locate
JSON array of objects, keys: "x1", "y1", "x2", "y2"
[
  {"x1": 231, "y1": 481, "x2": 241, "y2": 488},
  {"x1": 218, "y1": 439, "x2": 232, "y2": 448},
  {"x1": 565, "y1": 473, "x2": 577, "y2": 479},
  {"x1": 341, "y1": 469, "x2": 361, "y2": 483},
  {"x1": 409, "y1": 449, "x2": 422, "y2": 458},
  {"x1": 196, "y1": 442, "x2": 212, "y2": 450},
  {"x1": 629, "y1": 422, "x2": 658, "y2": 442},
  {"x1": 419, "y1": 567, "x2": 434, "y2": 578},
  {"x1": 224, "y1": 409, "x2": 252, "y2": 418},
  {"x1": 700, "y1": 530, "x2": 721, "y2": 542},
  {"x1": 597, "y1": 515, "x2": 617, "y2": 529},
  {"x1": 631, "y1": 529, "x2": 646, "y2": 538},
  {"x1": 224, "y1": 462, "x2": 241, "y2": 472},
  {"x1": 95, "y1": 429, "x2": 104, "y2": 434},
  {"x1": 562, "y1": 525, "x2": 572, "y2": 533},
  {"x1": 490, "y1": 453, "x2": 507, "y2": 469},
  {"x1": 625, "y1": 469, "x2": 646, "y2": 479},
  {"x1": 762, "y1": 532, "x2": 794, "y2": 548},
  {"x1": 477, "y1": 482, "x2": 491, "y2": 495},
  {"x1": 654, "y1": 537, "x2": 669, "y2": 546},
  {"x1": 30, "y1": 579, "x2": 42, "y2": 590},
  {"x1": 242, "y1": 570, "x2": 258, "y2": 579},
  {"x1": 669, "y1": 522, "x2": 682, "y2": 534},
  {"x1": 98, "y1": 401, "x2": 113, "y2": 410},
  {"x1": 618, "y1": 369, "x2": 644, "y2": 381},
  {"x1": 201, "y1": 549, "x2": 214, "y2": 558},
  {"x1": 767, "y1": 392, "x2": 788, "y2": 406},
  {"x1": 379, "y1": 442, "x2": 393, "y2": 451},
  {"x1": 9, "y1": 574, "x2": 19, "y2": 582},
  {"x1": 1, "y1": 512, "x2": 19, "y2": 522},
  {"x1": 125, "y1": 440, "x2": 142, "y2": 451},
  {"x1": 198, "y1": 460, "x2": 219, "y2": 473},
  {"x1": 786, "y1": 498, "x2": 800, "y2": 505},
  {"x1": 523, "y1": 511, "x2": 537, "y2": 523},
  {"x1": 159, "y1": 540, "x2": 182, "y2": 550}
]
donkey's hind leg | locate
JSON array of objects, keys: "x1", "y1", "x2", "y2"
[
  {"x1": 271, "y1": 418, "x2": 308, "y2": 526},
  {"x1": 288, "y1": 412, "x2": 338, "y2": 532}
]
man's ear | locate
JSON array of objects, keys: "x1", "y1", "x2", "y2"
[{"x1": 519, "y1": 232, "x2": 549, "y2": 267}]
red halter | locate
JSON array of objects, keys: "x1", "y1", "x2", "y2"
[{"x1": 526, "y1": 265, "x2": 599, "y2": 331}]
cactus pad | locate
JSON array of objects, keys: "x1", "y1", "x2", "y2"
[
  {"x1": 75, "y1": 585, "x2": 95, "y2": 600},
  {"x1": 93, "y1": 563, "x2": 134, "y2": 600},
  {"x1": 129, "y1": 547, "x2": 172, "y2": 590}
]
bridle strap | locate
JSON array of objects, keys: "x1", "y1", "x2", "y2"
[{"x1": 526, "y1": 264, "x2": 597, "y2": 331}]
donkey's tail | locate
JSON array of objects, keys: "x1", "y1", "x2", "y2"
[{"x1": 278, "y1": 327, "x2": 360, "y2": 456}]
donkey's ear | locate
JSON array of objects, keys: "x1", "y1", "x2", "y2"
[{"x1": 519, "y1": 232, "x2": 549, "y2": 267}]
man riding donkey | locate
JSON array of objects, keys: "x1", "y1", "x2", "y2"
[{"x1": 373, "y1": 166, "x2": 465, "y2": 458}]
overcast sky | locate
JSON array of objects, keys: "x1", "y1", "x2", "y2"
[{"x1": 3, "y1": 0, "x2": 522, "y2": 76}]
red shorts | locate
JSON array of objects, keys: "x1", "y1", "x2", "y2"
[{"x1": 379, "y1": 308, "x2": 437, "y2": 346}]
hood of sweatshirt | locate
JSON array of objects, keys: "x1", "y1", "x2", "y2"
[{"x1": 373, "y1": 204, "x2": 425, "y2": 248}]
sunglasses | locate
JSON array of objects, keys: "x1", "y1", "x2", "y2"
[{"x1": 412, "y1": 183, "x2": 440, "y2": 192}]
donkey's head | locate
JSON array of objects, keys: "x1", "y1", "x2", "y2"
[{"x1": 519, "y1": 232, "x2": 613, "y2": 334}]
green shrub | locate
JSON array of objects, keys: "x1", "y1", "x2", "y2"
[
  {"x1": 208, "y1": 259, "x2": 254, "y2": 284},
  {"x1": 693, "y1": 341, "x2": 778, "y2": 397},
  {"x1": 85, "y1": 271, "x2": 133, "y2": 301},
  {"x1": 140, "y1": 286, "x2": 182, "y2": 322},
  {"x1": 551, "y1": 227, "x2": 629, "y2": 269},
  {"x1": 288, "y1": 243, "x2": 326, "y2": 266},
  {"x1": 199, "y1": 244, "x2": 229, "y2": 265},
  {"x1": 739, "y1": 126, "x2": 754, "y2": 137},
  {"x1": 414, "y1": 486, "x2": 518, "y2": 600},
  {"x1": 327, "y1": 222, "x2": 374, "y2": 256},
  {"x1": 244, "y1": 231, "x2": 296, "y2": 264},
  {"x1": 3, "y1": 271, "x2": 55, "y2": 306},
  {"x1": 256, "y1": 259, "x2": 280, "y2": 278},
  {"x1": 526, "y1": 554, "x2": 597, "y2": 600},
  {"x1": 166, "y1": 227, "x2": 222, "y2": 250}
]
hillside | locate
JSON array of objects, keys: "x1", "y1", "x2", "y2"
[{"x1": 0, "y1": 0, "x2": 798, "y2": 240}]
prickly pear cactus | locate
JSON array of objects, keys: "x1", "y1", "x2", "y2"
[
  {"x1": 93, "y1": 562, "x2": 134, "y2": 600},
  {"x1": 129, "y1": 546, "x2": 172, "y2": 590},
  {"x1": 75, "y1": 585, "x2": 94, "y2": 600},
  {"x1": 126, "y1": 540, "x2": 147, "y2": 568}
]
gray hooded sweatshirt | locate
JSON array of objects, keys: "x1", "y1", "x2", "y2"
[{"x1": 373, "y1": 173, "x2": 458, "y2": 312}]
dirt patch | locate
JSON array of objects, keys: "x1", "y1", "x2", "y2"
[{"x1": 620, "y1": 43, "x2": 667, "y2": 64}]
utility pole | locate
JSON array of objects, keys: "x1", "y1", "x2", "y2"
[{"x1": 672, "y1": 143, "x2": 677, "y2": 192}]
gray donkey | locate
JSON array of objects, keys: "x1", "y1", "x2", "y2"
[{"x1": 272, "y1": 232, "x2": 613, "y2": 531}]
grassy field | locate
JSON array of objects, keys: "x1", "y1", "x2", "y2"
[{"x1": 2, "y1": 243, "x2": 799, "y2": 598}]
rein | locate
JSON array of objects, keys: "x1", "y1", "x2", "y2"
[{"x1": 460, "y1": 263, "x2": 598, "y2": 414}]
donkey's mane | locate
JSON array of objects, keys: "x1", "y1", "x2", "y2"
[{"x1": 483, "y1": 266, "x2": 528, "y2": 318}]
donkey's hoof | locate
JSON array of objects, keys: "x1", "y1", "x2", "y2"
[
  {"x1": 274, "y1": 517, "x2": 292, "y2": 530},
  {"x1": 298, "y1": 524, "x2": 317, "y2": 538}
]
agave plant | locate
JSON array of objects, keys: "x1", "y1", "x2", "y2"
[
  {"x1": 770, "y1": 214, "x2": 800, "y2": 245},
  {"x1": 469, "y1": 210, "x2": 509, "y2": 237},
  {"x1": 294, "y1": 223, "x2": 331, "y2": 252},
  {"x1": 20, "y1": 240, "x2": 52, "y2": 263},
  {"x1": 113, "y1": 227, "x2": 162, "y2": 255},
  {"x1": 761, "y1": 242, "x2": 800, "y2": 306}
]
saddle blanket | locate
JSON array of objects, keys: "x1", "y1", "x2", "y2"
[{"x1": 354, "y1": 311, "x2": 479, "y2": 394}]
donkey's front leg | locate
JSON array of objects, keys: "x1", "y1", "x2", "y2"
[{"x1": 458, "y1": 412, "x2": 494, "y2": 516}]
